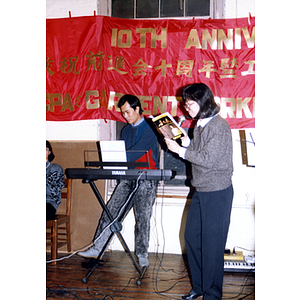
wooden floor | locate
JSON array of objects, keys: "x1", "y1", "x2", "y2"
[{"x1": 47, "y1": 251, "x2": 255, "y2": 300}]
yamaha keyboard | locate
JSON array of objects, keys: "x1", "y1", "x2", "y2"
[
  {"x1": 65, "y1": 165, "x2": 174, "y2": 285},
  {"x1": 65, "y1": 168, "x2": 174, "y2": 181}
]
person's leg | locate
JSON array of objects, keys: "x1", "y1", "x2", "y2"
[
  {"x1": 78, "y1": 180, "x2": 135, "y2": 258},
  {"x1": 184, "y1": 191, "x2": 204, "y2": 296},
  {"x1": 201, "y1": 185, "x2": 233, "y2": 300},
  {"x1": 133, "y1": 180, "x2": 157, "y2": 266},
  {"x1": 46, "y1": 203, "x2": 56, "y2": 221}
]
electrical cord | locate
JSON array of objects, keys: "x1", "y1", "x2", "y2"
[
  {"x1": 46, "y1": 283, "x2": 115, "y2": 300},
  {"x1": 154, "y1": 181, "x2": 167, "y2": 295},
  {"x1": 46, "y1": 173, "x2": 144, "y2": 264},
  {"x1": 150, "y1": 184, "x2": 254, "y2": 300},
  {"x1": 223, "y1": 270, "x2": 255, "y2": 300},
  {"x1": 233, "y1": 246, "x2": 255, "y2": 254},
  {"x1": 93, "y1": 172, "x2": 143, "y2": 245},
  {"x1": 46, "y1": 243, "x2": 93, "y2": 264},
  {"x1": 47, "y1": 174, "x2": 254, "y2": 299},
  {"x1": 152, "y1": 181, "x2": 185, "y2": 300}
]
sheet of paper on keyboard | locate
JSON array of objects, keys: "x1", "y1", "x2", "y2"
[{"x1": 99, "y1": 140, "x2": 127, "y2": 169}]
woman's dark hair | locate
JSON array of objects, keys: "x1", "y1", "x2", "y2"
[
  {"x1": 46, "y1": 140, "x2": 55, "y2": 162},
  {"x1": 182, "y1": 83, "x2": 220, "y2": 119},
  {"x1": 117, "y1": 94, "x2": 143, "y2": 115}
]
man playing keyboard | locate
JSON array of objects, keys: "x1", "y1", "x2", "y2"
[{"x1": 78, "y1": 94, "x2": 159, "y2": 268}]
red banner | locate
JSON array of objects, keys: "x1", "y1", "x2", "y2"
[{"x1": 46, "y1": 15, "x2": 255, "y2": 128}]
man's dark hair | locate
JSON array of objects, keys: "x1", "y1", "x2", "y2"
[
  {"x1": 118, "y1": 94, "x2": 143, "y2": 115},
  {"x1": 182, "y1": 83, "x2": 220, "y2": 119}
]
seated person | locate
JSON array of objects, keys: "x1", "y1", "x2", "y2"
[
  {"x1": 78, "y1": 94, "x2": 159, "y2": 267},
  {"x1": 46, "y1": 140, "x2": 65, "y2": 221}
]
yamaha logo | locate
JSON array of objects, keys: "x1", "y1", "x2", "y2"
[{"x1": 111, "y1": 171, "x2": 126, "y2": 175}]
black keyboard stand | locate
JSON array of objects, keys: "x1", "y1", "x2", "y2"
[{"x1": 81, "y1": 179, "x2": 146, "y2": 285}]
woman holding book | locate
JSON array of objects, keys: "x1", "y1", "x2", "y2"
[{"x1": 165, "y1": 83, "x2": 234, "y2": 300}]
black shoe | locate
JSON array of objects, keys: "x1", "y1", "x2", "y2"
[{"x1": 182, "y1": 290, "x2": 203, "y2": 300}]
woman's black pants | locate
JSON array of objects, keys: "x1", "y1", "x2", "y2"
[
  {"x1": 46, "y1": 203, "x2": 56, "y2": 221},
  {"x1": 185, "y1": 184, "x2": 233, "y2": 300}
]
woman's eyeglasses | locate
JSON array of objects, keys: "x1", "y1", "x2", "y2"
[{"x1": 184, "y1": 101, "x2": 195, "y2": 110}]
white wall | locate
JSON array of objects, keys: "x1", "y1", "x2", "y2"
[
  {"x1": 46, "y1": 119, "x2": 114, "y2": 141},
  {"x1": 46, "y1": 0, "x2": 255, "y2": 256},
  {"x1": 46, "y1": 0, "x2": 98, "y2": 18},
  {"x1": 225, "y1": 0, "x2": 255, "y2": 18}
]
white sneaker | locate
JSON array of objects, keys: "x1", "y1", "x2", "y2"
[
  {"x1": 138, "y1": 255, "x2": 149, "y2": 267},
  {"x1": 77, "y1": 246, "x2": 100, "y2": 259}
]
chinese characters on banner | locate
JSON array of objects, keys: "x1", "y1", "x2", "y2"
[{"x1": 46, "y1": 15, "x2": 255, "y2": 129}]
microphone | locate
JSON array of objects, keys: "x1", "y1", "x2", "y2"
[{"x1": 178, "y1": 115, "x2": 186, "y2": 127}]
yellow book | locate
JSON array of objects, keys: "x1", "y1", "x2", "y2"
[{"x1": 152, "y1": 112, "x2": 185, "y2": 140}]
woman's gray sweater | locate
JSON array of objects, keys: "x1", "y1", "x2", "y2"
[{"x1": 185, "y1": 115, "x2": 233, "y2": 192}]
